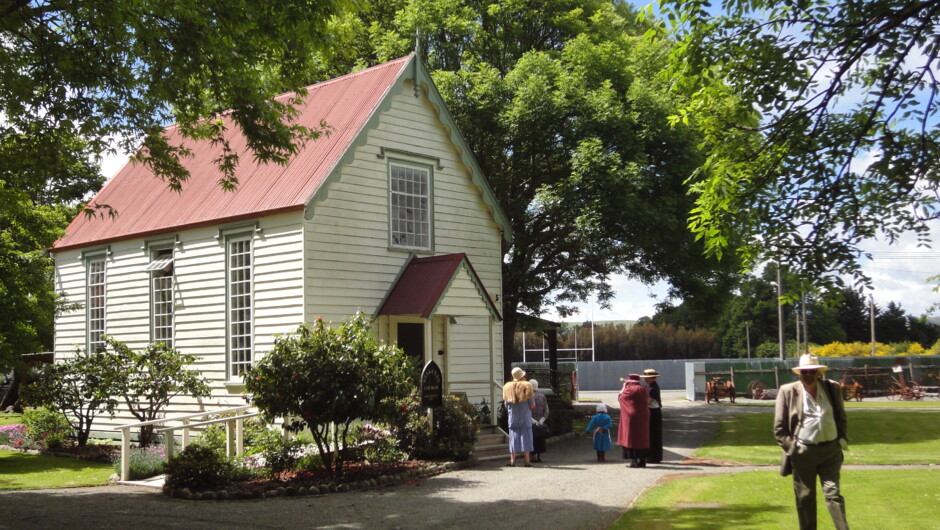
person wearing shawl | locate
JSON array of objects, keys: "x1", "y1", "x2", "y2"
[
  {"x1": 502, "y1": 367, "x2": 536, "y2": 467},
  {"x1": 529, "y1": 379, "x2": 550, "y2": 462},
  {"x1": 641, "y1": 369, "x2": 664, "y2": 463},
  {"x1": 618, "y1": 373, "x2": 650, "y2": 468}
]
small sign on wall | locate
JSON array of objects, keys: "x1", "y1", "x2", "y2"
[{"x1": 421, "y1": 360, "x2": 443, "y2": 408}]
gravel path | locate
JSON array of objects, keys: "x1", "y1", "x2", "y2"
[{"x1": 2, "y1": 392, "x2": 925, "y2": 529}]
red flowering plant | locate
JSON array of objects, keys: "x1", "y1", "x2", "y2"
[{"x1": 244, "y1": 312, "x2": 417, "y2": 477}]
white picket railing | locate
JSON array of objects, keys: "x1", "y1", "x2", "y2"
[{"x1": 115, "y1": 405, "x2": 259, "y2": 481}]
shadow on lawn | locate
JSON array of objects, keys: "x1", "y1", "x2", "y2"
[{"x1": 618, "y1": 503, "x2": 791, "y2": 529}]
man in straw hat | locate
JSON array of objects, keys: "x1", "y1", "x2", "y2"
[{"x1": 774, "y1": 353, "x2": 849, "y2": 530}]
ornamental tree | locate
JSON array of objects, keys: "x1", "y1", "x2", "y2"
[
  {"x1": 244, "y1": 313, "x2": 417, "y2": 477},
  {"x1": 104, "y1": 338, "x2": 212, "y2": 447},
  {"x1": 21, "y1": 348, "x2": 121, "y2": 446}
]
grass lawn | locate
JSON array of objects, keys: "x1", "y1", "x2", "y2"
[
  {"x1": 726, "y1": 400, "x2": 940, "y2": 409},
  {"x1": 0, "y1": 413, "x2": 23, "y2": 426},
  {"x1": 0, "y1": 450, "x2": 113, "y2": 489},
  {"x1": 612, "y1": 469, "x2": 940, "y2": 529},
  {"x1": 694, "y1": 410, "x2": 940, "y2": 465}
]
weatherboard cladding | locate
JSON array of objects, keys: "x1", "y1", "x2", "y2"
[
  {"x1": 377, "y1": 253, "x2": 501, "y2": 320},
  {"x1": 52, "y1": 56, "x2": 412, "y2": 251}
]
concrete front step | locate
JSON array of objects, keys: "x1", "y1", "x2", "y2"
[{"x1": 472, "y1": 426, "x2": 507, "y2": 462}]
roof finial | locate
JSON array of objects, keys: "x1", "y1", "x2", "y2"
[
  {"x1": 413, "y1": 28, "x2": 422, "y2": 97},
  {"x1": 415, "y1": 28, "x2": 422, "y2": 60}
]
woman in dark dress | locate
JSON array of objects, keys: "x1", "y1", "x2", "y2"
[{"x1": 641, "y1": 369, "x2": 663, "y2": 464}]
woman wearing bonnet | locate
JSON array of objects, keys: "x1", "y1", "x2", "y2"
[
  {"x1": 502, "y1": 367, "x2": 536, "y2": 467},
  {"x1": 529, "y1": 379, "x2": 550, "y2": 462}
]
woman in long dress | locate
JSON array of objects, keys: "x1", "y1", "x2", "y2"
[
  {"x1": 618, "y1": 373, "x2": 650, "y2": 468},
  {"x1": 641, "y1": 369, "x2": 663, "y2": 464},
  {"x1": 529, "y1": 379, "x2": 550, "y2": 462},
  {"x1": 503, "y1": 367, "x2": 535, "y2": 467}
]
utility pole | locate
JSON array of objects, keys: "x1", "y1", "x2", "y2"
[
  {"x1": 745, "y1": 322, "x2": 751, "y2": 359},
  {"x1": 795, "y1": 305, "x2": 801, "y2": 354},
  {"x1": 777, "y1": 262, "x2": 785, "y2": 360},
  {"x1": 801, "y1": 291, "x2": 809, "y2": 355},
  {"x1": 870, "y1": 295, "x2": 877, "y2": 356}
]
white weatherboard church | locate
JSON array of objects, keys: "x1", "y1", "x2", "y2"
[{"x1": 51, "y1": 55, "x2": 509, "y2": 435}]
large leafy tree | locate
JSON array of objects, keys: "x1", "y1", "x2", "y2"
[
  {"x1": 1, "y1": 0, "x2": 350, "y2": 193},
  {"x1": 0, "y1": 126, "x2": 100, "y2": 377},
  {"x1": 657, "y1": 0, "x2": 940, "y2": 285},
  {"x1": 0, "y1": 0, "x2": 348, "y2": 376},
  {"x1": 309, "y1": 0, "x2": 741, "y2": 376}
]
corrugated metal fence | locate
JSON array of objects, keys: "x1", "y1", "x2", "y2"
[{"x1": 516, "y1": 356, "x2": 940, "y2": 395}]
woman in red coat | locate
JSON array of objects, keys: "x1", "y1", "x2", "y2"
[{"x1": 618, "y1": 373, "x2": 650, "y2": 468}]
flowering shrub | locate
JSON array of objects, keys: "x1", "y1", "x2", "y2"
[
  {"x1": 244, "y1": 313, "x2": 417, "y2": 476},
  {"x1": 0, "y1": 424, "x2": 30, "y2": 449},
  {"x1": 112, "y1": 445, "x2": 167, "y2": 480},
  {"x1": 356, "y1": 423, "x2": 407, "y2": 464},
  {"x1": 812, "y1": 341, "x2": 933, "y2": 357}
]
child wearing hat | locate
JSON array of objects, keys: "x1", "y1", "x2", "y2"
[{"x1": 585, "y1": 403, "x2": 613, "y2": 462}]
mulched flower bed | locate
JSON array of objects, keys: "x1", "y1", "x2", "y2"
[
  {"x1": 165, "y1": 459, "x2": 468, "y2": 501},
  {"x1": 0, "y1": 439, "x2": 120, "y2": 463}
]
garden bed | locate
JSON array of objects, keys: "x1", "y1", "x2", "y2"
[
  {"x1": 163, "y1": 459, "x2": 467, "y2": 500},
  {"x1": 0, "y1": 439, "x2": 119, "y2": 463}
]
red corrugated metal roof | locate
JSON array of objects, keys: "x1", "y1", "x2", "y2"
[
  {"x1": 53, "y1": 56, "x2": 413, "y2": 251},
  {"x1": 377, "y1": 253, "x2": 501, "y2": 320}
]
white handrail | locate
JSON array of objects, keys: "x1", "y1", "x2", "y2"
[
  {"x1": 116, "y1": 404, "x2": 257, "y2": 481},
  {"x1": 156, "y1": 412, "x2": 260, "y2": 461}
]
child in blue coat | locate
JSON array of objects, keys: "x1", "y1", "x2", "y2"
[{"x1": 585, "y1": 403, "x2": 612, "y2": 462}]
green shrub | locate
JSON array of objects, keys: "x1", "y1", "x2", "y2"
[
  {"x1": 194, "y1": 415, "x2": 273, "y2": 455},
  {"x1": 297, "y1": 452, "x2": 325, "y2": 472},
  {"x1": 113, "y1": 445, "x2": 166, "y2": 480},
  {"x1": 475, "y1": 399, "x2": 491, "y2": 424},
  {"x1": 163, "y1": 445, "x2": 234, "y2": 490},
  {"x1": 389, "y1": 394, "x2": 479, "y2": 461},
  {"x1": 22, "y1": 407, "x2": 71, "y2": 449}
]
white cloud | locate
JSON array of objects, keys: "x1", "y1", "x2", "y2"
[{"x1": 542, "y1": 222, "x2": 940, "y2": 324}]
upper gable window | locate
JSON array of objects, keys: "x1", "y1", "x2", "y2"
[{"x1": 389, "y1": 163, "x2": 432, "y2": 250}]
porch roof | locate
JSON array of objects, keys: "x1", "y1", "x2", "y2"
[{"x1": 376, "y1": 253, "x2": 501, "y2": 321}]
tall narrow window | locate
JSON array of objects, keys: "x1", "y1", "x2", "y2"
[
  {"x1": 86, "y1": 256, "x2": 106, "y2": 352},
  {"x1": 390, "y1": 163, "x2": 431, "y2": 250},
  {"x1": 228, "y1": 236, "x2": 252, "y2": 377},
  {"x1": 147, "y1": 248, "x2": 174, "y2": 348}
]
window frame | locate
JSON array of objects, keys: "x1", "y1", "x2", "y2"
[
  {"x1": 388, "y1": 160, "x2": 433, "y2": 251},
  {"x1": 148, "y1": 246, "x2": 175, "y2": 348},
  {"x1": 85, "y1": 253, "x2": 107, "y2": 352},
  {"x1": 225, "y1": 233, "x2": 254, "y2": 381}
]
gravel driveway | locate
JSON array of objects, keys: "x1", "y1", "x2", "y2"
[{"x1": 0, "y1": 393, "x2": 757, "y2": 530}]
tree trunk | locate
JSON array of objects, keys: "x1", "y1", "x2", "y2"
[
  {"x1": 0, "y1": 373, "x2": 21, "y2": 411},
  {"x1": 501, "y1": 306, "x2": 518, "y2": 384}
]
